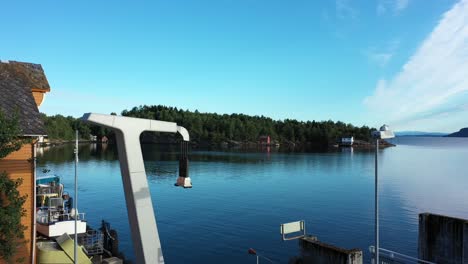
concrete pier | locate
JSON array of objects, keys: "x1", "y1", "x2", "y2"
[
  {"x1": 289, "y1": 235, "x2": 363, "y2": 264},
  {"x1": 419, "y1": 213, "x2": 468, "y2": 264}
]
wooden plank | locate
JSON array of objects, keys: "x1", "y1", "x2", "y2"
[
  {"x1": 32, "y1": 91, "x2": 45, "y2": 106},
  {"x1": 0, "y1": 144, "x2": 33, "y2": 161}
]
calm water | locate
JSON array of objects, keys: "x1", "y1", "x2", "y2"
[{"x1": 37, "y1": 137, "x2": 468, "y2": 263}]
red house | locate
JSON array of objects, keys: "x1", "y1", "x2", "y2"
[{"x1": 258, "y1": 135, "x2": 271, "y2": 145}]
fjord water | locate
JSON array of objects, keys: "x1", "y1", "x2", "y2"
[{"x1": 37, "y1": 137, "x2": 468, "y2": 263}]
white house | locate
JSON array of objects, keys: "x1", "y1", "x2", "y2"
[{"x1": 341, "y1": 136, "x2": 354, "y2": 146}]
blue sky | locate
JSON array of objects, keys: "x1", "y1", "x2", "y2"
[{"x1": 1, "y1": 0, "x2": 467, "y2": 132}]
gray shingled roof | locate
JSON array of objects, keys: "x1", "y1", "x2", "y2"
[{"x1": 0, "y1": 61, "x2": 50, "y2": 136}]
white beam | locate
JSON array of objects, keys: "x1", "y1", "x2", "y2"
[{"x1": 81, "y1": 113, "x2": 190, "y2": 264}]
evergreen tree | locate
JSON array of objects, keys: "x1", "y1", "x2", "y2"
[{"x1": 41, "y1": 105, "x2": 374, "y2": 148}]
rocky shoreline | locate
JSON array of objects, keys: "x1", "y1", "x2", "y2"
[
  {"x1": 42, "y1": 138, "x2": 395, "y2": 151},
  {"x1": 195, "y1": 139, "x2": 395, "y2": 151},
  {"x1": 331, "y1": 139, "x2": 395, "y2": 149}
]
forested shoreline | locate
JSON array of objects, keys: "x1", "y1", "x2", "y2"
[{"x1": 41, "y1": 105, "x2": 375, "y2": 149}]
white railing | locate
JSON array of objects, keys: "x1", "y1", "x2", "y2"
[
  {"x1": 37, "y1": 212, "x2": 86, "y2": 224},
  {"x1": 369, "y1": 246, "x2": 436, "y2": 264},
  {"x1": 37, "y1": 186, "x2": 59, "y2": 195}
]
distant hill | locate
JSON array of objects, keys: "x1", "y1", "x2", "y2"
[
  {"x1": 446, "y1": 128, "x2": 468, "y2": 137},
  {"x1": 395, "y1": 131, "x2": 448, "y2": 137}
]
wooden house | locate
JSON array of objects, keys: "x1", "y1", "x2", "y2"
[
  {"x1": 258, "y1": 135, "x2": 271, "y2": 145},
  {"x1": 0, "y1": 60, "x2": 51, "y2": 263}
]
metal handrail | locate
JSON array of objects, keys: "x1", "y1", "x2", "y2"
[
  {"x1": 37, "y1": 212, "x2": 86, "y2": 224},
  {"x1": 79, "y1": 230, "x2": 104, "y2": 255},
  {"x1": 369, "y1": 246, "x2": 436, "y2": 264}
]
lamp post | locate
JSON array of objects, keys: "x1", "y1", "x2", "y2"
[
  {"x1": 371, "y1": 125, "x2": 394, "y2": 264},
  {"x1": 74, "y1": 130, "x2": 78, "y2": 264},
  {"x1": 248, "y1": 248, "x2": 259, "y2": 264},
  {"x1": 248, "y1": 248, "x2": 275, "y2": 264}
]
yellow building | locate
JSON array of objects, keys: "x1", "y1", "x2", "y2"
[{"x1": 0, "y1": 60, "x2": 51, "y2": 263}]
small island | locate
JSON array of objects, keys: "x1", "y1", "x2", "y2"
[{"x1": 41, "y1": 105, "x2": 391, "y2": 150}]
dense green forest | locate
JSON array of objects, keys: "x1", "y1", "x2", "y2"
[
  {"x1": 41, "y1": 105, "x2": 374, "y2": 149},
  {"x1": 40, "y1": 113, "x2": 114, "y2": 141}
]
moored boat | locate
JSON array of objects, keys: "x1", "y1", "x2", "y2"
[
  {"x1": 36, "y1": 175, "x2": 87, "y2": 237},
  {"x1": 35, "y1": 175, "x2": 124, "y2": 263}
]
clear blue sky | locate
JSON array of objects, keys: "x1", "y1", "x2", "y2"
[{"x1": 2, "y1": 0, "x2": 467, "y2": 132}]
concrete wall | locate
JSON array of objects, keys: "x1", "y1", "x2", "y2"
[
  {"x1": 419, "y1": 213, "x2": 468, "y2": 264},
  {"x1": 289, "y1": 236, "x2": 362, "y2": 264}
]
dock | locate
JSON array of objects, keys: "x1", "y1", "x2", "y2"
[{"x1": 289, "y1": 235, "x2": 363, "y2": 264}]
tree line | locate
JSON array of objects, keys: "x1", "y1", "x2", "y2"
[
  {"x1": 122, "y1": 105, "x2": 373, "y2": 147},
  {"x1": 40, "y1": 113, "x2": 115, "y2": 141},
  {"x1": 41, "y1": 105, "x2": 374, "y2": 148}
]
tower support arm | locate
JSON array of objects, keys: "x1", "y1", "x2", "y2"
[{"x1": 81, "y1": 113, "x2": 190, "y2": 264}]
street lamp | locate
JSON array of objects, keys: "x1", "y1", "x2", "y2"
[
  {"x1": 371, "y1": 124, "x2": 394, "y2": 264},
  {"x1": 247, "y1": 248, "x2": 275, "y2": 264},
  {"x1": 248, "y1": 248, "x2": 259, "y2": 264}
]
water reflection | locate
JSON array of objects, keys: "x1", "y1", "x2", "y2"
[
  {"x1": 341, "y1": 146, "x2": 354, "y2": 154},
  {"x1": 35, "y1": 138, "x2": 468, "y2": 264},
  {"x1": 37, "y1": 143, "x2": 118, "y2": 164}
]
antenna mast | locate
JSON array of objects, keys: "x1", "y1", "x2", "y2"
[{"x1": 74, "y1": 130, "x2": 78, "y2": 263}]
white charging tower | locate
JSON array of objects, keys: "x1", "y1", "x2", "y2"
[{"x1": 81, "y1": 113, "x2": 190, "y2": 264}]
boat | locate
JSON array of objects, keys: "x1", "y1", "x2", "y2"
[
  {"x1": 36, "y1": 175, "x2": 87, "y2": 237},
  {"x1": 35, "y1": 175, "x2": 124, "y2": 263}
]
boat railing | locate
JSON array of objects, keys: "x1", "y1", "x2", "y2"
[
  {"x1": 37, "y1": 185, "x2": 59, "y2": 195},
  {"x1": 369, "y1": 246, "x2": 436, "y2": 264},
  {"x1": 37, "y1": 212, "x2": 86, "y2": 224},
  {"x1": 79, "y1": 230, "x2": 104, "y2": 255}
]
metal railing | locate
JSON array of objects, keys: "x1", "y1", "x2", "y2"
[
  {"x1": 37, "y1": 212, "x2": 86, "y2": 224},
  {"x1": 37, "y1": 185, "x2": 62, "y2": 196},
  {"x1": 369, "y1": 246, "x2": 436, "y2": 264},
  {"x1": 79, "y1": 230, "x2": 104, "y2": 255}
]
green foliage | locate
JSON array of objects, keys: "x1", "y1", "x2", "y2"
[
  {"x1": 0, "y1": 172, "x2": 27, "y2": 263},
  {"x1": 0, "y1": 110, "x2": 28, "y2": 262},
  {"x1": 0, "y1": 110, "x2": 26, "y2": 159},
  {"x1": 40, "y1": 105, "x2": 374, "y2": 148},
  {"x1": 40, "y1": 114, "x2": 75, "y2": 140},
  {"x1": 121, "y1": 105, "x2": 374, "y2": 148},
  {"x1": 41, "y1": 114, "x2": 107, "y2": 140}
]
